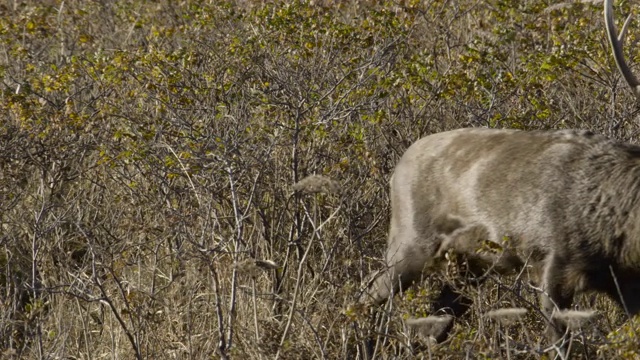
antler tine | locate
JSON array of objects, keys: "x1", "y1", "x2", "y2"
[
  {"x1": 605, "y1": 0, "x2": 640, "y2": 99},
  {"x1": 619, "y1": 13, "x2": 633, "y2": 42}
]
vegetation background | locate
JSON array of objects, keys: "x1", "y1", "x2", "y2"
[{"x1": 2, "y1": 0, "x2": 640, "y2": 358}]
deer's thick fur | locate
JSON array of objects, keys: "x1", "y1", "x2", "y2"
[{"x1": 365, "y1": 128, "x2": 640, "y2": 344}]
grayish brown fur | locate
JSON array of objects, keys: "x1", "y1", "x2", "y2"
[
  {"x1": 363, "y1": 0, "x2": 640, "y2": 353},
  {"x1": 364, "y1": 128, "x2": 640, "y2": 348}
]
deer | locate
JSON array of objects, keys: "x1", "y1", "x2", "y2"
[{"x1": 362, "y1": 0, "x2": 640, "y2": 356}]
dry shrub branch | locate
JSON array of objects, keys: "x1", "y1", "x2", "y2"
[{"x1": 0, "y1": 0, "x2": 638, "y2": 358}]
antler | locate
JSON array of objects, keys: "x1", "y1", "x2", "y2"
[{"x1": 605, "y1": 0, "x2": 640, "y2": 99}]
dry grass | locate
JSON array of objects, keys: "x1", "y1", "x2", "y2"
[{"x1": 1, "y1": 0, "x2": 639, "y2": 359}]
